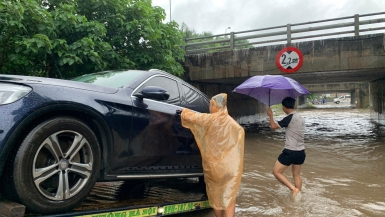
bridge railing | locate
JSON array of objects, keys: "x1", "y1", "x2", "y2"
[{"x1": 185, "y1": 11, "x2": 385, "y2": 54}]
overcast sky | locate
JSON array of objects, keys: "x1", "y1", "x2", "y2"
[{"x1": 152, "y1": 0, "x2": 385, "y2": 35}]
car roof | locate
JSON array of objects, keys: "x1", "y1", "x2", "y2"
[
  {"x1": 0, "y1": 69, "x2": 209, "y2": 100},
  {"x1": 148, "y1": 69, "x2": 209, "y2": 101}
]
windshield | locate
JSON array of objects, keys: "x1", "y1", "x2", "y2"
[{"x1": 72, "y1": 70, "x2": 144, "y2": 88}]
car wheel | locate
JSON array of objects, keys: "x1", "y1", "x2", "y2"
[
  {"x1": 8, "y1": 117, "x2": 101, "y2": 214},
  {"x1": 336, "y1": 101, "x2": 340, "y2": 104}
]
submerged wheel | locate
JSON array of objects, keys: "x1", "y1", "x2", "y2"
[{"x1": 8, "y1": 117, "x2": 101, "y2": 214}]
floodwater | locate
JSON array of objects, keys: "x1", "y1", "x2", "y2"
[
  {"x1": 43, "y1": 107, "x2": 384, "y2": 217},
  {"x1": 180, "y1": 108, "x2": 385, "y2": 217}
]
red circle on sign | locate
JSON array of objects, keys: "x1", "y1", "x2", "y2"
[{"x1": 275, "y1": 46, "x2": 303, "y2": 73}]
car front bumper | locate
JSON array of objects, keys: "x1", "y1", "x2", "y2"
[{"x1": 0, "y1": 92, "x2": 50, "y2": 177}]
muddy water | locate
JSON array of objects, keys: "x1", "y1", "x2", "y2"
[
  {"x1": 69, "y1": 109, "x2": 384, "y2": 217},
  {"x1": 182, "y1": 108, "x2": 385, "y2": 217}
]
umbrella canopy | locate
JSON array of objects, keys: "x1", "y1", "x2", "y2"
[{"x1": 233, "y1": 75, "x2": 310, "y2": 106}]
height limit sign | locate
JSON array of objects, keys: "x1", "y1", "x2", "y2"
[{"x1": 275, "y1": 47, "x2": 303, "y2": 73}]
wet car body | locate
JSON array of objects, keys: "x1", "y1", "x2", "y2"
[{"x1": 0, "y1": 69, "x2": 209, "y2": 214}]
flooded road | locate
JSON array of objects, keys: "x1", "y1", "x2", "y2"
[
  {"x1": 183, "y1": 108, "x2": 385, "y2": 217},
  {"x1": 52, "y1": 108, "x2": 384, "y2": 217}
]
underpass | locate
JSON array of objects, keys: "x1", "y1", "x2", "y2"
[
  {"x1": 2, "y1": 11, "x2": 384, "y2": 217},
  {"x1": 178, "y1": 12, "x2": 385, "y2": 216},
  {"x1": 182, "y1": 12, "x2": 385, "y2": 124}
]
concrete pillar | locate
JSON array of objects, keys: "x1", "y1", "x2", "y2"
[
  {"x1": 298, "y1": 95, "x2": 306, "y2": 106},
  {"x1": 359, "y1": 83, "x2": 370, "y2": 109},
  {"x1": 370, "y1": 78, "x2": 385, "y2": 124},
  {"x1": 352, "y1": 87, "x2": 370, "y2": 108},
  {"x1": 352, "y1": 89, "x2": 359, "y2": 108}
]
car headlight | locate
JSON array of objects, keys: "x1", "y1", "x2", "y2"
[{"x1": 0, "y1": 83, "x2": 32, "y2": 105}]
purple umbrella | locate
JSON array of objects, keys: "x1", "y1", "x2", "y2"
[{"x1": 233, "y1": 75, "x2": 310, "y2": 106}]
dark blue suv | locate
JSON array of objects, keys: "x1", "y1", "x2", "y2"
[{"x1": 0, "y1": 69, "x2": 209, "y2": 214}]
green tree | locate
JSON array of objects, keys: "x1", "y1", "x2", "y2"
[
  {"x1": 73, "y1": 0, "x2": 185, "y2": 74},
  {"x1": 0, "y1": 0, "x2": 185, "y2": 78},
  {"x1": 181, "y1": 22, "x2": 253, "y2": 54},
  {"x1": 1, "y1": 0, "x2": 111, "y2": 78},
  {"x1": 181, "y1": 23, "x2": 218, "y2": 53}
]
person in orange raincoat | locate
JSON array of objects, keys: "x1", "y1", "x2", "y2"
[{"x1": 180, "y1": 93, "x2": 245, "y2": 217}]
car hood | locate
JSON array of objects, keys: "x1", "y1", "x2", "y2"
[{"x1": 0, "y1": 75, "x2": 118, "y2": 94}]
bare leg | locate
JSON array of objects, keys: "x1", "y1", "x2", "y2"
[
  {"x1": 213, "y1": 208, "x2": 224, "y2": 217},
  {"x1": 224, "y1": 200, "x2": 236, "y2": 217},
  {"x1": 272, "y1": 160, "x2": 299, "y2": 196},
  {"x1": 292, "y1": 164, "x2": 302, "y2": 191}
]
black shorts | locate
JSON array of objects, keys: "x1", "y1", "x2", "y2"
[{"x1": 278, "y1": 149, "x2": 306, "y2": 166}]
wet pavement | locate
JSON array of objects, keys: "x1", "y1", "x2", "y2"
[{"x1": 36, "y1": 107, "x2": 384, "y2": 217}]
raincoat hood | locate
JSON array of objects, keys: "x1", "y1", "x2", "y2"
[{"x1": 210, "y1": 93, "x2": 228, "y2": 114}]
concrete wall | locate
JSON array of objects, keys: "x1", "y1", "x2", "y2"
[
  {"x1": 370, "y1": 78, "x2": 385, "y2": 125},
  {"x1": 187, "y1": 80, "x2": 380, "y2": 125},
  {"x1": 184, "y1": 34, "x2": 385, "y2": 84},
  {"x1": 187, "y1": 81, "x2": 267, "y2": 125}
]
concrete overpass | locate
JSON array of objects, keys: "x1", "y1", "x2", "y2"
[
  {"x1": 182, "y1": 12, "x2": 385, "y2": 124},
  {"x1": 184, "y1": 12, "x2": 385, "y2": 124},
  {"x1": 184, "y1": 33, "x2": 385, "y2": 85}
]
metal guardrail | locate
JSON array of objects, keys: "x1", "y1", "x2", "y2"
[{"x1": 185, "y1": 12, "x2": 385, "y2": 54}]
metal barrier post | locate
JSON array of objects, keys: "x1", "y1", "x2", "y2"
[
  {"x1": 230, "y1": 32, "x2": 234, "y2": 50},
  {"x1": 185, "y1": 11, "x2": 385, "y2": 54},
  {"x1": 287, "y1": 24, "x2": 292, "y2": 46},
  {"x1": 354, "y1": 14, "x2": 359, "y2": 36},
  {"x1": 184, "y1": 38, "x2": 187, "y2": 51}
]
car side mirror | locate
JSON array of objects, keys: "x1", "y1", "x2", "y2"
[{"x1": 133, "y1": 86, "x2": 170, "y2": 101}]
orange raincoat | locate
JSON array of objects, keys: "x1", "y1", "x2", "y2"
[{"x1": 181, "y1": 93, "x2": 245, "y2": 210}]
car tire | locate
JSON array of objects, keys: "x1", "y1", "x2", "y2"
[
  {"x1": 336, "y1": 101, "x2": 340, "y2": 104},
  {"x1": 8, "y1": 117, "x2": 101, "y2": 214}
]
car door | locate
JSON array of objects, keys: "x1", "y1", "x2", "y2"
[
  {"x1": 128, "y1": 75, "x2": 197, "y2": 173},
  {"x1": 180, "y1": 83, "x2": 210, "y2": 113},
  {"x1": 179, "y1": 83, "x2": 210, "y2": 161}
]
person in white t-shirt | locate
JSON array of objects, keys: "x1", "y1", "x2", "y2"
[{"x1": 267, "y1": 97, "x2": 306, "y2": 198}]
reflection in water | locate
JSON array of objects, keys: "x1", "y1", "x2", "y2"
[{"x1": 131, "y1": 110, "x2": 177, "y2": 156}]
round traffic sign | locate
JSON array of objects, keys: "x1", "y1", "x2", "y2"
[{"x1": 275, "y1": 47, "x2": 303, "y2": 73}]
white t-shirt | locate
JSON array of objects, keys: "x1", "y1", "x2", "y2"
[{"x1": 277, "y1": 111, "x2": 305, "y2": 151}]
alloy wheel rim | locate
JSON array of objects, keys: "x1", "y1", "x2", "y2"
[{"x1": 32, "y1": 130, "x2": 93, "y2": 200}]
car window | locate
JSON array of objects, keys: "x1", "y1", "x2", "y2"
[
  {"x1": 72, "y1": 70, "x2": 144, "y2": 88},
  {"x1": 181, "y1": 84, "x2": 209, "y2": 112},
  {"x1": 134, "y1": 76, "x2": 181, "y2": 105}
]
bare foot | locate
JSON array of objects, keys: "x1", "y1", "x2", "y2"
[{"x1": 292, "y1": 187, "x2": 300, "y2": 198}]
